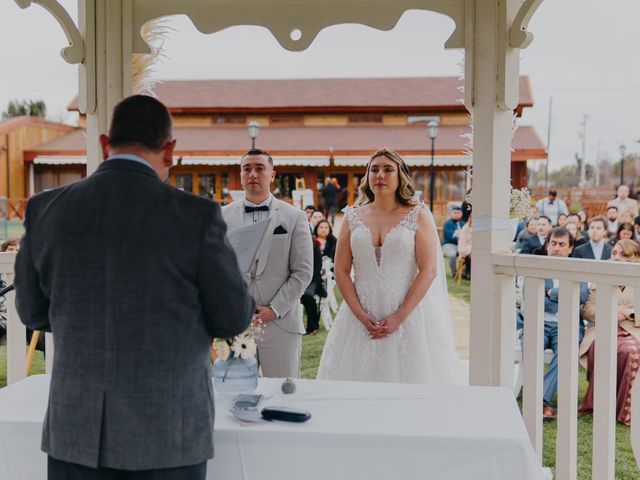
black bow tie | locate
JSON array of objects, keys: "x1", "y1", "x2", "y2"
[{"x1": 245, "y1": 205, "x2": 270, "y2": 213}]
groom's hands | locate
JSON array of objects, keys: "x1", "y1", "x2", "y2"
[{"x1": 253, "y1": 305, "x2": 277, "y2": 324}]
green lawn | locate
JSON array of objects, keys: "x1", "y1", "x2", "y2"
[{"x1": 3, "y1": 274, "x2": 639, "y2": 478}]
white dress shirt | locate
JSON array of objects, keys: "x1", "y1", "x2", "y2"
[{"x1": 243, "y1": 194, "x2": 273, "y2": 224}]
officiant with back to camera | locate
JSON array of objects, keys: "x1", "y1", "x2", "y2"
[
  {"x1": 13, "y1": 95, "x2": 254, "y2": 480},
  {"x1": 222, "y1": 148, "x2": 313, "y2": 379}
]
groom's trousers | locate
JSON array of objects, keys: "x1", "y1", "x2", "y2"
[{"x1": 48, "y1": 456, "x2": 207, "y2": 480}]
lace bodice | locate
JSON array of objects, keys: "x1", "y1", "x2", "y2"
[{"x1": 344, "y1": 205, "x2": 422, "y2": 321}]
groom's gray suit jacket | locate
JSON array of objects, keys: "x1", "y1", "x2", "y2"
[
  {"x1": 222, "y1": 198, "x2": 312, "y2": 376},
  {"x1": 14, "y1": 158, "x2": 254, "y2": 470}
]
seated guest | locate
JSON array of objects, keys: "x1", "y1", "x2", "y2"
[
  {"x1": 516, "y1": 218, "x2": 538, "y2": 251},
  {"x1": 608, "y1": 222, "x2": 635, "y2": 247},
  {"x1": 442, "y1": 205, "x2": 465, "y2": 276},
  {"x1": 607, "y1": 184, "x2": 639, "y2": 218},
  {"x1": 0, "y1": 238, "x2": 21, "y2": 341},
  {"x1": 635, "y1": 215, "x2": 640, "y2": 240},
  {"x1": 557, "y1": 213, "x2": 568, "y2": 228},
  {"x1": 514, "y1": 206, "x2": 538, "y2": 241},
  {"x1": 579, "y1": 239, "x2": 640, "y2": 425},
  {"x1": 606, "y1": 205, "x2": 619, "y2": 236},
  {"x1": 458, "y1": 216, "x2": 472, "y2": 280},
  {"x1": 301, "y1": 237, "x2": 325, "y2": 335},
  {"x1": 620, "y1": 210, "x2": 634, "y2": 226},
  {"x1": 577, "y1": 210, "x2": 588, "y2": 233},
  {"x1": 314, "y1": 220, "x2": 337, "y2": 262},
  {"x1": 565, "y1": 221, "x2": 586, "y2": 248},
  {"x1": 520, "y1": 216, "x2": 551, "y2": 254},
  {"x1": 572, "y1": 216, "x2": 612, "y2": 260},
  {"x1": 567, "y1": 212, "x2": 581, "y2": 227},
  {"x1": 305, "y1": 205, "x2": 316, "y2": 231},
  {"x1": 519, "y1": 227, "x2": 588, "y2": 418},
  {"x1": 310, "y1": 209, "x2": 325, "y2": 230}
]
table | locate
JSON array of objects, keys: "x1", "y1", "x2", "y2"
[{"x1": 0, "y1": 375, "x2": 543, "y2": 480}]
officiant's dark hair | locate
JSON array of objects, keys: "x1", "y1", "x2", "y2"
[
  {"x1": 241, "y1": 148, "x2": 274, "y2": 166},
  {"x1": 355, "y1": 147, "x2": 416, "y2": 207},
  {"x1": 108, "y1": 95, "x2": 172, "y2": 152}
]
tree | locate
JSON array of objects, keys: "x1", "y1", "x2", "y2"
[{"x1": 1, "y1": 99, "x2": 47, "y2": 119}]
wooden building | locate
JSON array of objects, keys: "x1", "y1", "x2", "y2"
[
  {"x1": 24, "y1": 76, "x2": 546, "y2": 214},
  {"x1": 0, "y1": 116, "x2": 76, "y2": 218}
]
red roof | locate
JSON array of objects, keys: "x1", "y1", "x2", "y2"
[
  {"x1": 68, "y1": 76, "x2": 534, "y2": 113},
  {"x1": 0, "y1": 116, "x2": 76, "y2": 135},
  {"x1": 25, "y1": 124, "x2": 545, "y2": 161}
]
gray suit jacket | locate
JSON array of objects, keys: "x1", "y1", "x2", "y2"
[
  {"x1": 14, "y1": 158, "x2": 254, "y2": 470},
  {"x1": 222, "y1": 198, "x2": 312, "y2": 334}
]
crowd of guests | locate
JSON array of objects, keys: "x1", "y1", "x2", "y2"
[
  {"x1": 439, "y1": 185, "x2": 640, "y2": 424},
  {"x1": 514, "y1": 186, "x2": 640, "y2": 423},
  {"x1": 0, "y1": 238, "x2": 20, "y2": 341},
  {"x1": 300, "y1": 205, "x2": 337, "y2": 335}
]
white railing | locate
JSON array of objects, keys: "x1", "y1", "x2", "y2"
[
  {"x1": 0, "y1": 252, "x2": 53, "y2": 385},
  {"x1": 492, "y1": 253, "x2": 640, "y2": 480}
]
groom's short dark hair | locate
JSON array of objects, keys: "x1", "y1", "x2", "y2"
[
  {"x1": 241, "y1": 148, "x2": 274, "y2": 166},
  {"x1": 108, "y1": 95, "x2": 172, "y2": 152}
]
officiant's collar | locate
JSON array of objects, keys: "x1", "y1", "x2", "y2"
[{"x1": 244, "y1": 193, "x2": 273, "y2": 208}]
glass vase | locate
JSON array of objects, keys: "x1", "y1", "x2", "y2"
[{"x1": 213, "y1": 356, "x2": 258, "y2": 395}]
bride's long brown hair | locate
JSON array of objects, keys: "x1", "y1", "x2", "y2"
[{"x1": 354, "y1": 148, "x2": 416, "y2": 207}]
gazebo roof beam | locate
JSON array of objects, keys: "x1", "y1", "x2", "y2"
[
  {"x1": 15, "y1": 0, "x2": 84, "y2": 64},
  {"x1": 131, "y1": 0, "x2": 466, "y2": 53}
]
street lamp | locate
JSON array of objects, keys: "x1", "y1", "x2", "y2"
[
  {"x1": 427, "y1": 120, "x2": 439, "y2": 211},
  {"x1": 248, "y1": 120, "x2": 260, "y2": 149},
  {"x1": 619, "y1": 143, "x2": 627, "y2": 186}
]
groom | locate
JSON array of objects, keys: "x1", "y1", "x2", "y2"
[{"x1": 222, "y1": 149, "x2": 312, "y2": 378}]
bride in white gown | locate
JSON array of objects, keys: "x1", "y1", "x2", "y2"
[{"x1": 317, "y1": 148, "x2": 467, "y2": 385}]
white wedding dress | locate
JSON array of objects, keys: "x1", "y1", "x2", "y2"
[{"x1": 317, "y1": 204, "x2": 468, "y2": 385}]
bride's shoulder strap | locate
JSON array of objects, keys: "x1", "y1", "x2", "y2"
[
  {"x1": 341, "y1": 206, "x2": 362, "y2": 231},
  {"x1": 402, "y1": 203, "x2": 426, "y2": 232}
]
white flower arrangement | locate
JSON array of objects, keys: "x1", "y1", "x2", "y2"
[
  {"x1": 464, "y1": 186, "x2": 532, "y2": 221},
  {"x1": 212, "y1": 322, "x2": 263, "y2": 361}
]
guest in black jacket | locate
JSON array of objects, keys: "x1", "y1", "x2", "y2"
[
  {"x1": 301, "y1": 238, "x2": 326, "y2": 335},
  {"x1": 572, "y1": 216, "x2": 612, "y2": 260},
  {"x1": 565, "y1": 221, "x2": 586, "y2": 249},
  {"x1": 314, "y1": 220, "x2": 337, "y2": 262}
]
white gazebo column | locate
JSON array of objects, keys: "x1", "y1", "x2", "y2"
[
  {"x1": 467, "y1": 0, "x2": 521, "y2": 387},
  {"x1": 79, "y1": 0, "x2": 133, "y2": 175}
]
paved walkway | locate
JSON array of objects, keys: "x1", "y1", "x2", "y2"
[{"x1": 449, "y1": 295, "x2": 470, "y2": 360}]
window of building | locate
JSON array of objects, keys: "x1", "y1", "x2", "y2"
[
  {"x1": 347, "y1": 114, "x2": 383, "y2": 124},
  {"x1": 198, "y1": 174, "x2": 215, "y2": 200},
  {"x1": 214, "y1": 115, "x2": 246, "y2": 125},
  {"x1": 269, "y1": 115, "x2": 304, "y2": 126},
  {"x1": 175, "y1": 174, "x2": 193, "y2": 193}
]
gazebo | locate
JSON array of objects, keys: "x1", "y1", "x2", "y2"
[{"x1": 3, "y1": 1, "x2": 640, "y2": 479}]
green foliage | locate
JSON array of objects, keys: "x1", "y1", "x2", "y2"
[{"x1": 1, "y1": 99, "x2": 47, "y2": 119}]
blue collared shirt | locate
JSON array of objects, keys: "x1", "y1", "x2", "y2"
[
  {"x1": 590, "y1": 240, "x2": 605, "y2": 260},
  {"x1": 108, "y1": 154, "x2": 154, "y2": 171}
]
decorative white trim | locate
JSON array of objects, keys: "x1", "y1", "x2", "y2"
[
  {"x1": 33, "y1": 155, "x2": 86, "y2": 165},
  {"x1": 131, "y1": 0, "x2": 466, "y2": 53},
  {"x1": 15, "y1": 0, "x2": 84, "y2": 64},
  {"x1": 176, "y1": 156, "x2": 330, "y2": 167},
  {"x1": 333, "y1": 155, "x2": 472, "y2": 167},
  {"x1": 509, "y1": 0, "x2": 544, "y2": 49}
]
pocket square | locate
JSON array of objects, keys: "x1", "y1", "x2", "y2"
[{"x1": 273, "y1": 225, "x2": 288, "y2": 235}]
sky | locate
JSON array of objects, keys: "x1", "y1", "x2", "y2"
[{"x1": 0, "y1": 0, "x2": 638, "y2": 172}]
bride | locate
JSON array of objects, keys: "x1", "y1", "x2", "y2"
[{"x1": 317, "y1": 148, "x2": 467, "y2": 385}]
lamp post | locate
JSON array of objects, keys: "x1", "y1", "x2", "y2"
[
  {"x1": 427, "y1": 120, "x2": 439, "y2": 211},
  {"x1": 619, "y1": 143, "x2": 627, "y2": 186},
  {"x1": 248, "y1": 120, "x2": 260, "y2": 149}
]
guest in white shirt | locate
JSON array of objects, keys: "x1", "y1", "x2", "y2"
[
  {"x1": 536, "y1": 190, "x2": 569, "y2": 225},
  {"x1": 572, "y1": 216, "x2": 612, "y2": 260},
  {"x1": 606, "y1": 205, "x2": 619, "y2": 236},
  {"x1": 607, "y1": 185, "x2": 639, "y2": 218}
]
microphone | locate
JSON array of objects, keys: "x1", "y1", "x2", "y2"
[{"x1": 0, "y1": 284, "x2": 14, "y2": 296}]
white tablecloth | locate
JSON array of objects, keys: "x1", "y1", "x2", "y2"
[{"x1": 0, "y1": 375, "x2": 544, "y2": 480}]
